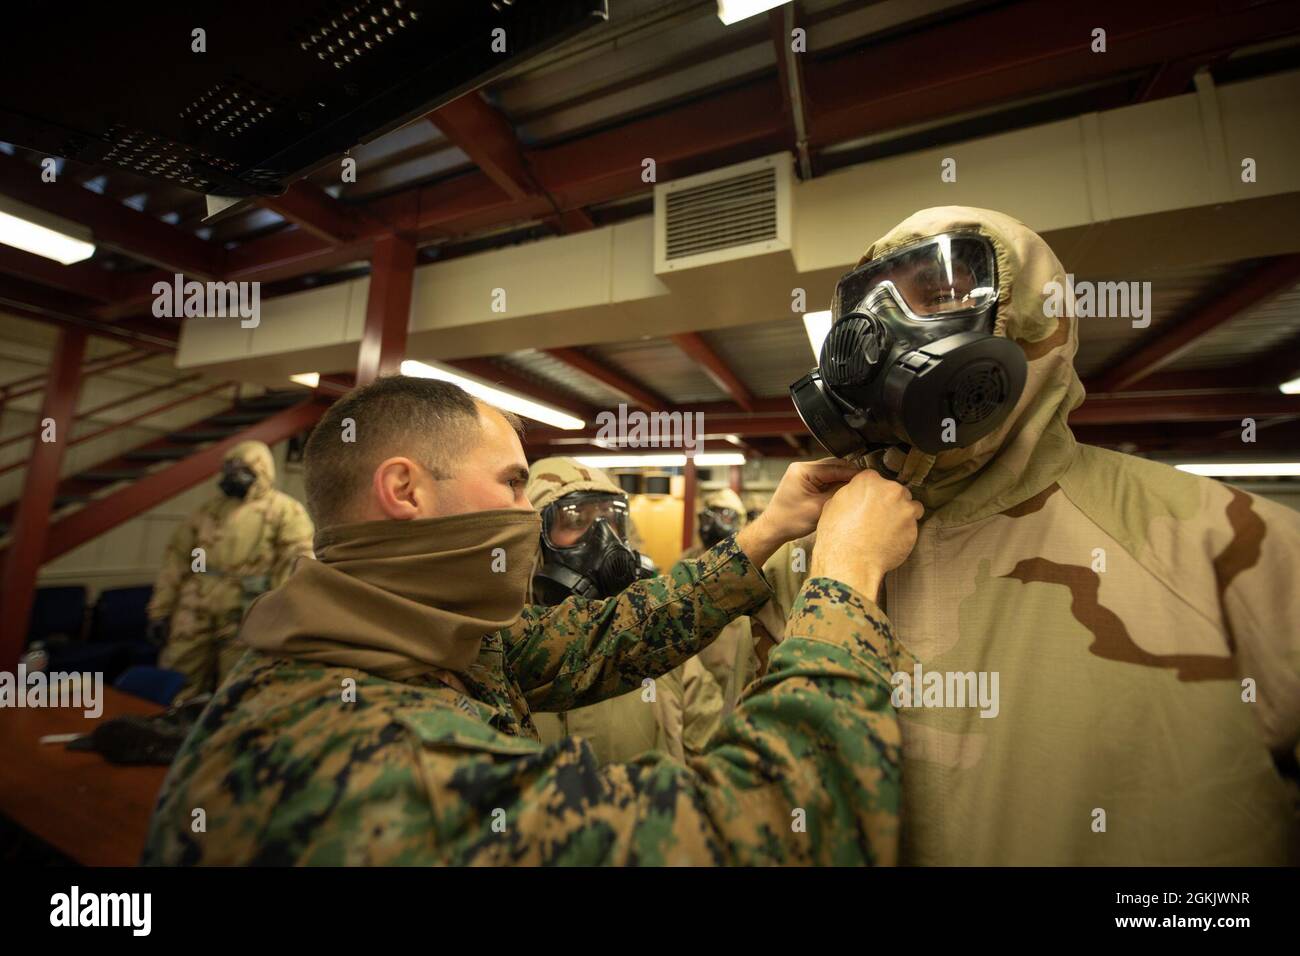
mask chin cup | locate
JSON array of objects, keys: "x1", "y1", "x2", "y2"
[
  {"x1": 790, "y1": 370, "x2": 868, "y2": 459},
  {"x1": 881, "y1": 332, "x2": 1028, "y2": 455}
]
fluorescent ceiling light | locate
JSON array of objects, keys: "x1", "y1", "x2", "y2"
[
  {"x1": 1280, "y1": 375, "x2": 1300, "y2": 395},
  {"x1": 401, "y1": 359, "x2": 585, "y2": 430},
  {"x1": 0, "y1": 196, "x2": 95, "y2": 264},
  {"x1": 1175, "y1": 462, "x2": 1300, "y2": 477},
  {"x1": 290, "y1": 372, "x2": 320, "y2": 388},
  {"x1": 717, "y1": 0, "x2": 789, "y2": 26},
  {"x1": 803, "y1": 310, "x2": 832, "y2": 359},
  {"x1": 574, "y1": 453, "x2": 746, "y2": 468}
]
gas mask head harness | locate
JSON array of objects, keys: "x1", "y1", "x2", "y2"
[
  {"x1": 790, "y1": 232, "x2": 1027, "y2": 458},
  {"x1": 698, "y1": 505, "x2": 741, "y2": 549},
  {"x1": 219, "y1": 459, "x2": 257, "y2": 499},
  {"x1": 533, "y1": 491, "x2": 652, "y2": 605}
]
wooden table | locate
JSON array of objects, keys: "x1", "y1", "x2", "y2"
[{"x1": 0, "y1": 686, "x2": 168, "y2": 866}]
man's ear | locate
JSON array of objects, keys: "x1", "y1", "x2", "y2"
[{"x1": 371, "y1": 457, "x2": 429, "y2": 520}]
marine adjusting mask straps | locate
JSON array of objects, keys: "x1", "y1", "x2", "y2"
[{"x1": 790, "y1": 231, "x2": 1027, "y2": 460}]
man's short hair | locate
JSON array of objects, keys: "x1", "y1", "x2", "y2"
[{"x1": 302, "y1": 375, "x2": 522, "y2": 529}]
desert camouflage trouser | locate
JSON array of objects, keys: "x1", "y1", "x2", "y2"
[{"x1": 157, "y1": 578, "x2": 249, "y2": 703}]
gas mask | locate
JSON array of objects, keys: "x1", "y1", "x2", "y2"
[
  {"x1": 698, "y1": 506, "x2": 741, "y2": 549},
  {"x1": 532, "y1": 491, "x2": 652, "y2": 605},
  {"x1": 219, "y1": 460, "x2": 257, "y2": 500},
  {"x1": 790, "y1": 233, "x2": 1027, "y2": 457}
]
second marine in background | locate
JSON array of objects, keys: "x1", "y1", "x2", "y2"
[{"x1": 527, "y1": 458, "x2": 775, "y2": 761}]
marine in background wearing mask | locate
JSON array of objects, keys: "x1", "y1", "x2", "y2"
[
  {"x1": 146, "y1": 440, "x2": 314, "y2": 702},
  {"x1": 527, "y1": 457, "x2": 700, "y2": 763},
  {"x1": 764, "y1": 206, "x2": 1300, "y2": 865},
  {"x1": 678, "y1": 488, "x2": 778, "y2": 742}
]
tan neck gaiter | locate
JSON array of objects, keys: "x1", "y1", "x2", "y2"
[{"x1": 241, "y1": 509, "x2": 542, "y2": 678}]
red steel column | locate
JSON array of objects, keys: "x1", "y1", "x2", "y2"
[
  {"x1": 729, "y1": 464, "x2": 744, "y2": 495},
  {"x1": 681, "y1": 456, "x2": 697, "y2": 551},
  {"x1": 356, "y1": 234, "x2": 416, "y2": 386},
  {"x1": 0, "y1": 328, "x2": 87, "y2": 669}
]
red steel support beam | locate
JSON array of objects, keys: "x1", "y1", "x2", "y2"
[
  {"x1": 429, "y1": 93, "x2": 541, "y2": 201},
  {"x1": 0, "y1": 328, "x2": 86, "y2": 669},
  {"x1": 543, "y1": 347, "x2": 665, "y2": 409},
  {"x1": 257, "y1": 181, "x2": 389, "y2": 245},
  {"x1": 1124, "y1": 331, "x2": 1300, "y2": 394},
  {"x1": 1071, "y1": 391, "x2": 1300, "y2": 426},
  {"x1": 1135, "y1": 55, "x2": 1220, "y2": 103},
  {"x1": 1089, "y1": 254, "x2": 1300, "y2": 392},
  {"x1": 804, "y1": 0, "x2": 1300, "y2": 147},
  {"x1": 357, "y1": 234, "x2": 416, "y2": 386},
  {"x1": 429, "y1": 92, "x2": 594, "y2": 236},
  {"x1": 671, "y1": 332, "x2": 755, "y2": 411},
  {"x1": 771, "y1": 2, "x2": 813, "y2": 179},
  {"x1": 37, "y1": 398, "x2": 329, "y2": 565},
  {"x1": 729, "y1": 464, "x2": 744, "y2": 495},
  {"x1": 682, "y1": 455, "x2": 697, "y2": 551}
]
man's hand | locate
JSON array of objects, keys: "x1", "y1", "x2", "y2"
[
  {"x1": 810, "y1": 469, "x2": 922, "y2": 601},
  {"x1": 737, "y1": 458, "x2": 860, "y2": 568}
]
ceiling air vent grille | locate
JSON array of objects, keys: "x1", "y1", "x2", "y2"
[
  {"x1": 654, "y1": 153, "x2": 792, "y2": 274},
  {"x1": 664, "y1": 167, "x2": 777, "y2": 261}
]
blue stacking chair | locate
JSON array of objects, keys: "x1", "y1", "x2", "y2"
[{"x1": 114, "y1": 666, "x2": 187, "y2": 707}]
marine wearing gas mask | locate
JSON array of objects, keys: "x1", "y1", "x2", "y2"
[
  {"x1": 697, "y1": 488, "x2": 746, "y2": 550},
  {"x1": 679, "y1": 486, "x2": 776, "y2": 734},
  {"x1": 218, "y1": 458, "x2": 257, "y2": 500},
  {"x1": 791, "y1": 232, "x2": 1027, "y2": 458},
  {"x1": 526, "y1": 457, "x2": 692, "y2": 764},
  {"x1": 762, "y1": 205, "x2": 1300, "y2": 865},
  {"x1": 147, "y1": 440, "x2": 314, "y2": 702},
  {"x1": 533, "y1": 487, "x2": 653, "y2": 605}
]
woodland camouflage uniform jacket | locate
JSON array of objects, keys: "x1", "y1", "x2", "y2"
[{"x1": 142, "y1": 537, "x2": 904, "y2": 865}]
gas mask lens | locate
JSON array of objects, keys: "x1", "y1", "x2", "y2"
[
  {"x1": 534, "y1": 491, "x2": 642, "y2": 603},
  {"x1": 791, "y1": 231, "x2": 1026, "y2": 458},
  {"x1": 833, "y1": 233, "x2": 997, "y2": 323},
  {"x1": 698, "y1": 506, "x2": 741, "y2": 549},
  {"x1": 543, "y1": 492, "x2": 629, "y2": 548}
]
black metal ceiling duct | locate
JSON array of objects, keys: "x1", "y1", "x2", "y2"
[{"x1": 0, "y1": 0, "x2": 608, "y2": 197}]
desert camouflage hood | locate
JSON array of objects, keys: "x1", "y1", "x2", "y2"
[
  {"x1": 700, "y1": 487, "x2": 748, "y2": 525},
  {"x1": 525, "y1": 457, "x2": 623, "y2": 512},
  {"x1": 225, "y1": 439, "x2": 276, "y2": 501},
  {"x1": 861, "y1": 207, "x2": 1084, "y2": 525}
]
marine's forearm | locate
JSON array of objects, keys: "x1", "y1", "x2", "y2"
[
  {"x1": 515, "y1": 535, "x2": 771, "y2": 711},
  {"x1": 685, "y1": 576, "x2": 902, "y2": 864}
]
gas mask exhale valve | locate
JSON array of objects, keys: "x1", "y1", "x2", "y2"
[{"x1": 790, "y1": 232, "x2": 1027, "y2": 458}]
